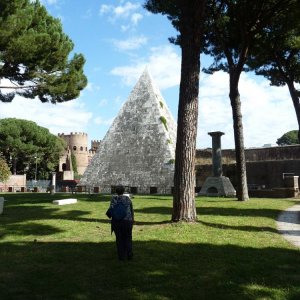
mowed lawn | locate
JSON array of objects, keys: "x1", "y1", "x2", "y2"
[{"x1": 0, "y1": 193, "x2": 300, "y2": 300}]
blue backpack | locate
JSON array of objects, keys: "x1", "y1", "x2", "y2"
[{"x1": 111, "y1": 198, "x2": 127, "y2": 221}]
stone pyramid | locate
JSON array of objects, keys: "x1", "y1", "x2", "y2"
[{"x1": 80, "y1": 69, "x2": 177, "y2": 194}]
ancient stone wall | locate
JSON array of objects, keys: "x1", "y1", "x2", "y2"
[
  {"x1": 0, "y1": 175, "x2": 27, "y2": 192},
  {"x1": 91, "y1": 140, "x2": 101, "y2": 151},
  {"x1": 196, "y1": 160, "x2": 300, "y2": 190},
  {"x1": 196, "y1": 144, "x2": 300, "y2": 163},
  {"x1": 58, "y1": 132, "x2": 89, "y2": 175}
]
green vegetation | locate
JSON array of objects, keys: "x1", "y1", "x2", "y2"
[
  {"x1": 0, "y1": 154, "x2": 11, "y2": 182},
  {"x1": 246, "y1": 0, "x2": 300, "y2": 143},
  {"x1": 71, "y1": 152, "x2": 78, "y2": 175},
  {"x1": 159, "y1": 101, "x2": 164, "y2": 108},
  {"x1": 0, "y1": 0, "x2": 87, "y2": 103},
  {"x1": 0, "y1": 193, "x2": 299, "y2": 299},
  {"x1": 159, "y1": 116, "x2": 168, "y2": 131},
  {"x1": 277, "y1": 130, "x2": 299, "y2": 145},
  {"x1": 167, "y1": 138, "x2": 172, "y2": 144},
  {"x1": 167, "y1": 158, "x2": 175, "y2": 164},
  {"x1": 0, "y1": 118, "x2": 66, "y2": 179}
]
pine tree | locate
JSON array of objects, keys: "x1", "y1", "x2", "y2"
[
  {"x1": 145, "y1": 0, "x2": 207, "y2": 221},
  {"x1": 0, "y1": 0, "x2": 87, "y2": 103}
]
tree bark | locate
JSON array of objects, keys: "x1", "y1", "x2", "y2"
[
  {"x1": 172, "y1": 3, "x2": 204, "y2": 221},
  {"x1": 287, "y1": 81, "x2": 300, "y2": 143},
  {"x1": 229, "y1": 70, "x2": 249, "y2": 201}
]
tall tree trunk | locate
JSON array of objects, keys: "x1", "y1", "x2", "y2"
[
  {"x1": 172, "y1": 6, "x2": 202, "y2": 221},
  {"x1": 12, "y1": 157, "x2": 17, "y2": 175},
  {"x1": 287, "y1": 81, "x2": 300, "y2": 143},
  {"x1": 229, "y1": 70, "x2": 249, "y2": 201}
]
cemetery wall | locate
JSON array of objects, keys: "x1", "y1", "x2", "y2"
[
  {"x1": 0, "y1": 175, "x2": 27, "y2": 192},
  {"x1": 196, "y1": 160, "x2": 300, "y2": 190},
  {"x1": 196, "y1": 144, "x2": 300, "y2": 163}
]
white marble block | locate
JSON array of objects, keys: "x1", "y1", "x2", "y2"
[{"x1": 52, "y1": 198, "x2": 77, "y2": 205}]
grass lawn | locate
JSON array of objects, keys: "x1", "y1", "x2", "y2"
[{"x1": 0, "y1": 193, "x2": 300, "y2": 300}]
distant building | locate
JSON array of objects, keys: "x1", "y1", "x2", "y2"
[{"x1": 58, "y1": 132, "x2": 101, "y2": 180}]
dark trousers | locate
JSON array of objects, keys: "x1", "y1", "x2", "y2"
[{"x1": 112, "y1": 220, "x2": 133, "y2": 260}]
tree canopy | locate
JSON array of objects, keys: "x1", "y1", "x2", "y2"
[
  {"x1": 277, "y1": 130, "x2": 299, "y2": 145},
  {"x1": 0, "y1": 118, "x2": 66, "y2": 179},
  {"x1": 201, "y1": 0, "x2": 297, "y2": 201},
  {"x1": 0, "y1": 0, "x2": 87, "y2": 103},
  {"x1": 247, "y1": 1, "x2": 300, "y2": 142}
]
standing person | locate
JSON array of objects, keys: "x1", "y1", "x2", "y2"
[{"x1": 106, "y1": 186, "x2": 134, "y2": 261}]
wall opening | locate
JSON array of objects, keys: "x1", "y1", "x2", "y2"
[
  {"x1": 207, "y1": 186, "x2": 218, "y2": 194},
  {"x1": 150, "y1": 187, "x2": 157, "y2": 194},
  {"x1": 130, "y1": 187, "x2": 138, "y2": 194}
]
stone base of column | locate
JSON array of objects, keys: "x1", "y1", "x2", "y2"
[{"x1": 199, "y1": 176, "x2": 236, "y2": 197}]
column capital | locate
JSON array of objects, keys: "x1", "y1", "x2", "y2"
[{"x1": 208, "y1": 131, "x2": 224, "y2": 137}]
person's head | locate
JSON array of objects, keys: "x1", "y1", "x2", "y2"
[{"x1": 116, "y1": 185, "x2": 125, "y2": 195}]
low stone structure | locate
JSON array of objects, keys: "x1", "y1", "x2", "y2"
[
  {"x1": 79, "y1": 69, "x2": 177, "y2": 194},
  {"x1": 0, "y1": 175, "x2": 26, "y2": 192},
  {"x1": 199, "y1": 132, "x2": 236, "y2": 197},
  {"x1": 52, "y1": 198, "x2": 77, "y2": 205}
]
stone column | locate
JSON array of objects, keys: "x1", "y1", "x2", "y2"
[
  {"x1": 208, "y1": 131, "x2": 224, "y2": 177},
  {"x1": 51, "y1": 172, "x2": 56, "y2": 194}
]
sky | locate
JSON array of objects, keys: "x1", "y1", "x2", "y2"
[{"x1": 0, "y1": 0, "x2": 298, "y2": 149}]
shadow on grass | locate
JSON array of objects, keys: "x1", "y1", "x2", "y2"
[
  {"x1": 0, "y1": 202, "x2": 169, "y2": 238},
  {"x1": 135, "y1": 207, "x2": 172, "y2": 215},
  {"x1": 0, "y1": 223, "x2": 64, "y2": 239},
  {"x1": 1, "y1": 193, "x2": 111, "y2": 205},
  {"x1": 0, "y1": 241, "x2": 299, "y2": 300},
  {"x1": 197, "y1": 206, "x2": 284, "y2": 219},
  {"x1": 198, "y1": 220, "x2": 278, "y2": 233}
]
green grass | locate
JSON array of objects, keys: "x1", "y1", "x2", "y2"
[{"x1": 0, "y1": 193, "x2": 300, "y2": 300}]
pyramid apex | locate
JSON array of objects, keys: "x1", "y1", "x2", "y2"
[{"x1": 140, "y1": 66, "x2": 152, "y2": 80}]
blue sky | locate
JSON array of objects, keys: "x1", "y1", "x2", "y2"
[{"x1": 0, "y1": 0, "x2": 298, "y2": 149}]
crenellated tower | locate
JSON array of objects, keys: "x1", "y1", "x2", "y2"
[{"x1": 58, "y1": 132, "x2": 89, "y2": 175}]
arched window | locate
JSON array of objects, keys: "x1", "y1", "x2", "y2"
[
  {"x1": 73, "y1": 146, "x2": 77, "y2": 151},
  {"x1": 80, "y1": 146, "x2": 83, "y2": 151}
]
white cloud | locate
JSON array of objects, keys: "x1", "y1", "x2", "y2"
[
  {"x1": 40, "y1": 0, "x2": 58, "y2": 5},
  {"x1": 85, "y1": 82, "x2": 101, "y2": 92},
  {"x1": 0, "y1": 96, "x2": 93, "y2": 136},
  {"x1": 197, "y1": 71, "x2": 298, "y2": 149},
  {"x1": 111, "y1": 45, "x2": 181, "y2": 90},
  {"x1": 99, "y1": 4, "x2": 111, "y2": 15},
  {"x1": 131, "y1": 13, "x2": 143, "y2": 25},
  {"x1": 99, "y1": 1, "x2": 143, "y2": 30},
  {"x1": 94, "y1": 116, "x2": 114, "y2": 126},
  {"x1": 121, "y1": 25, "x2": 130, "y2": 32},
  {"x1": 114, "y1": 2, "x2": 140, "y2": 18},
  {"x1": 112, "y1": 35, "x2": 147, "y2": 51}
]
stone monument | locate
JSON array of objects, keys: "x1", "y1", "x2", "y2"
[
  {"x1": 79, "y1": 68, "x2": 177, "y2": 194},
  {"x1": 199, "y1": 131, "x2": 236, "y2": 197}
]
